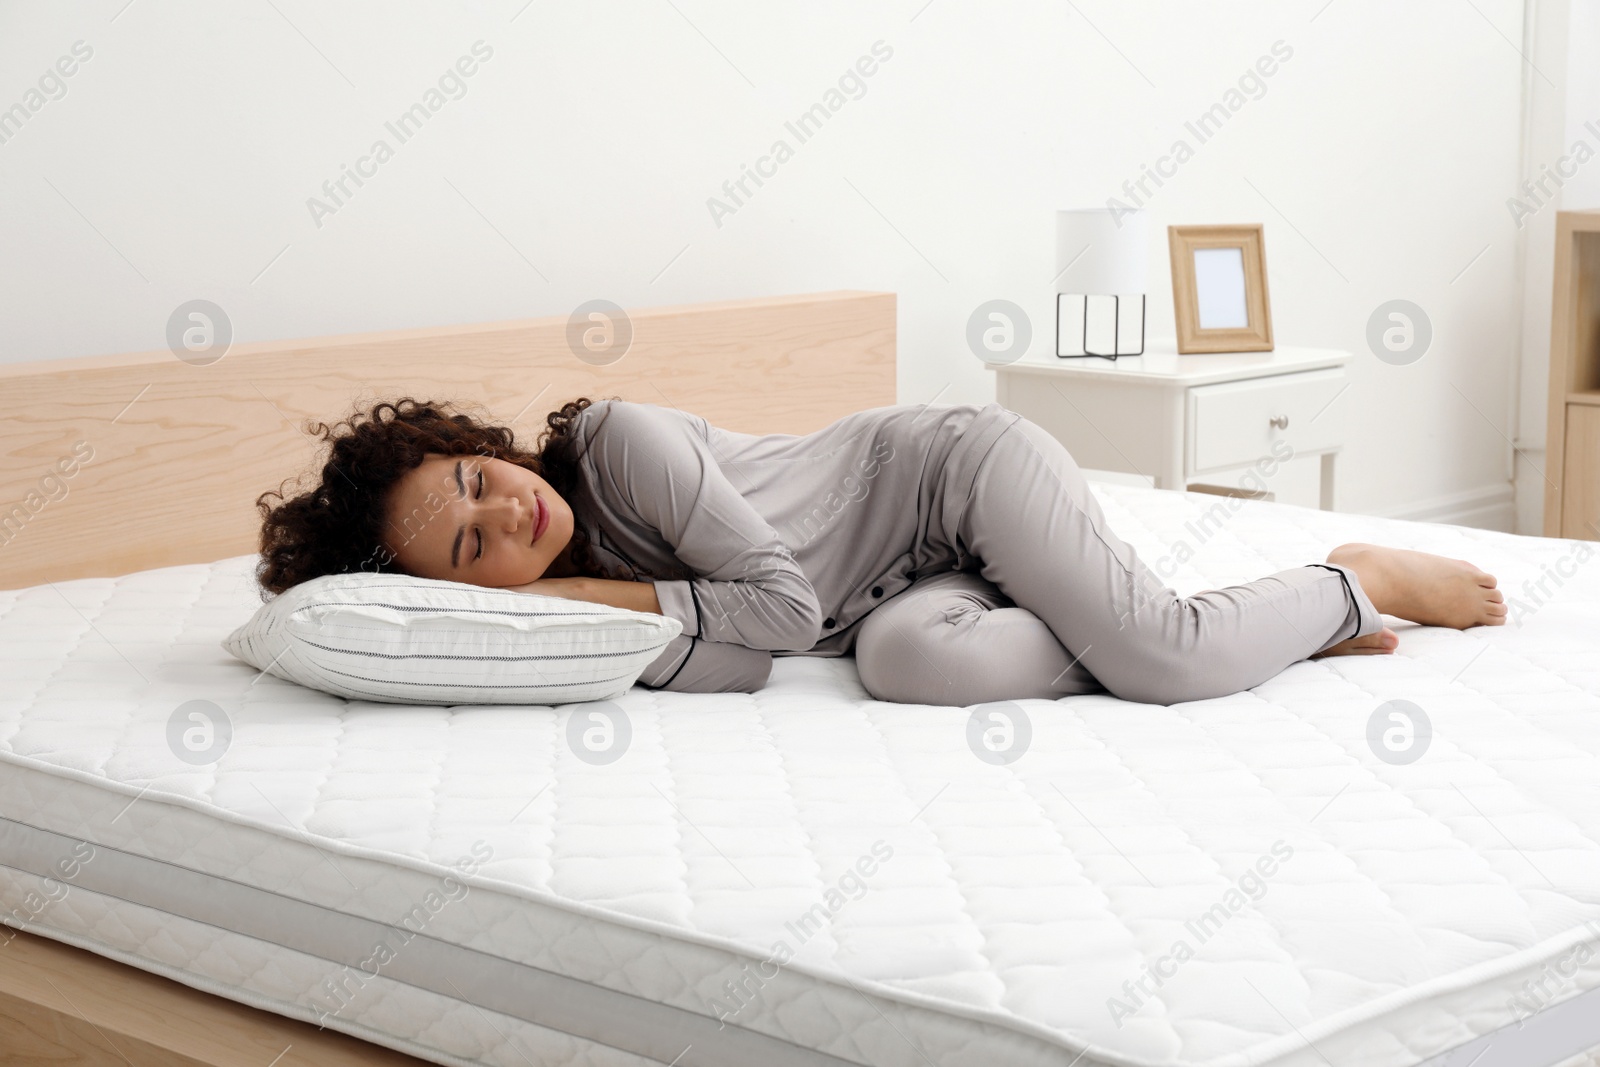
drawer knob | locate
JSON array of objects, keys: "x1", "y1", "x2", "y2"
[{"x1": 1269, "y1": 415, "x2": 1290, "y2": 430}]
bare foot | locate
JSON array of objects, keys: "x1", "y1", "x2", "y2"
[
  {"x1": 1326, "y1": 543, "x2": 1508, "y2": 629},
  {"x1": 1311, "y1": 626, "x2": 1400, "y2": 658}
]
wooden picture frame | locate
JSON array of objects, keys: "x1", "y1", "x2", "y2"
[{"x1": 1168, "y1": 224, "x2": 1274, "y2": 353}]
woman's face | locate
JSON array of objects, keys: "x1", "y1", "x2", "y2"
[{"x1": 383, "y1": 454, "x2": 575, "y2": 587}]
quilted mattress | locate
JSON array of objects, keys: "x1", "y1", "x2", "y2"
[{"x1": 1, "y1": 481, "x2": 1599, "y2": 1067}]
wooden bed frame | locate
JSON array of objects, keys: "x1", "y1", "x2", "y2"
[{"x1": 0, "y1": 290, "x2": 897, "y2": 1064}]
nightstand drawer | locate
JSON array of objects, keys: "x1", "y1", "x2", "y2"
[{"x1": 1188, "y1": 368, "x2": 1345, "y2": 473}]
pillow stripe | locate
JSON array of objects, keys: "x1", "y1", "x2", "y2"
[
  {"x1": 310, "y1": 602, "x2": 617, "y2": 618},
  {"x1": 321, "y1": 666, "x2": 639, "y2": 690},
  {"x1": 294, "y1": 638, "x2": 667, "y2": 663}
]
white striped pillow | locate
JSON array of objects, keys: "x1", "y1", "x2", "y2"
[{"x1": 223, "y1": 572, "x2": 682, "y2": 705}]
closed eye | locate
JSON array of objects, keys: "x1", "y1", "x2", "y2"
[
  {"x1": 451, "y1": 460, "x2": 490, "y2": 569},
  {"x1": 475, "y1": 468, "x2": 485, "y2": 559}
]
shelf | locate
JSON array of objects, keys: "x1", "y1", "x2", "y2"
[
  {"x1": 1548, "y1": 212, "x2": 1600, "y2": 540},
  {"x1": 1561, "y1": 210, "x2": 1600, "y2": 232}
]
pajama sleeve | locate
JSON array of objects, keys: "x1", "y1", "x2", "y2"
[
  {"x1": 634, "y1": 633, "x2": 776, "y2": 694},
  {"x1": 585, "y1": 402, "x2": 824, "y2": 691}
]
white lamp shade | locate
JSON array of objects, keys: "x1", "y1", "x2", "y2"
[{"x1": 1055, "y1": 208, "x2": 1148, "y2": 295}]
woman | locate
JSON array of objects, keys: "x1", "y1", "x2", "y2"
[{"x1": 256, "y1": 396, "x2": 1506, "y2": 705}]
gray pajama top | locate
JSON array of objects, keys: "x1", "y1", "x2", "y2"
[{"x1": 569, "y1": 399, "x2": 1022, "y2": 692}]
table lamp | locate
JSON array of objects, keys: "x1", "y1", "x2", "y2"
[{"x1": 1055, "y1": 207, "x2": 1148, "y2": 359}]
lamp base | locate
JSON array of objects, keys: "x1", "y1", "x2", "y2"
[{"x1": 1056, "y1": 293, "x2": 1145, "y2": 360}]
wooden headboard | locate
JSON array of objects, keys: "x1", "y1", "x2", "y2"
[{"x1": 0, "y1": 290, "x2": 896, "y2": 589}]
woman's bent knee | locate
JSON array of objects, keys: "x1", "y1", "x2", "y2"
[
  {"x1": 855, "y1": 609, "x2": 961, "y2": 705},
  {"x1": 854, "y1": 574, "x2": 1003, "y2": 706},
  {"x1": 854, "y1": 571, "x2": 1102, "y2": 706}
]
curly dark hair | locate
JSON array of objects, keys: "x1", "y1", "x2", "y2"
[{"x1": 252, "y1": 395, "x2": 643, "y2": 598}]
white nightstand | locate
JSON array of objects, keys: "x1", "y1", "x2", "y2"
[{"x1": 990, "y1": 342, "x2": 1351, "y2": 509}]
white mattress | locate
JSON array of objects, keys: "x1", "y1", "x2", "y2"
[{"x1": 2, "y1": 482, "x2": 1599, "y2": 1067}]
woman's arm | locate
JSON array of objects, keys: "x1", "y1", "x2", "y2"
[
  {"x1": 514, "y1": 576, "x2": 662, "y2": 615},
  {"x1": 510, "y1": 576, "x2": 773, "y2": 693},
  {"x1": 586, "y1": 402, "x2": 824, "y2": 653},
  {"x1": 512, "y1": 401, "x2": 819, "y2": 695}
]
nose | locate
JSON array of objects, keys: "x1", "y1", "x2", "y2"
[{"x1": 487, "y1": 494, "x2": 524, "y2": 534}]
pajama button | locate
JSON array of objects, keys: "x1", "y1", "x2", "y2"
[
  {"x1": 871, "y1": 586, "x2": 883, "y2": 598},
  {"x1": 824, "y1": 617, "x2": 836, "y2": 628}
]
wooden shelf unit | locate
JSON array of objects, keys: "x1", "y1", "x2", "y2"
[{"x1": 1545, "y1": 211, "x2": 1600, "y2": 540}]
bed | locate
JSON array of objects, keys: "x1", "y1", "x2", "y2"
[{"x1": 2, "y1": 290, "x2": 1598, "y2": 1067}]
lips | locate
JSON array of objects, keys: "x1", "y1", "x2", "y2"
[{"x1": 531, "y1": 495, "x2": 549, "y2": 544}]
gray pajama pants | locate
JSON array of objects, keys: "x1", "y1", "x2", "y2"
[{"x1": 853, "y1": 416, "x2": 1383, "y2": 707}]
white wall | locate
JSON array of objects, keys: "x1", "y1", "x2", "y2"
[
  {"x1": 0, "y1": 0, "x2": 1530, "y2": 523},
  {"x1": 1555, "y1": 0, "x2": 1600, "y2": 208}
]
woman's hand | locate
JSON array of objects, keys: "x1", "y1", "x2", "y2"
[
  {"x1": 510, "y1": 577, "x2": 589, "y2": 600},
  {"x1": 508, "y1": 576, "x2": 663, "y2": 615}
]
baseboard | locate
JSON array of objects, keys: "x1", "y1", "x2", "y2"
[{"x1": 1370, "y1": 481, "x2": 1517, "y2": 532}]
